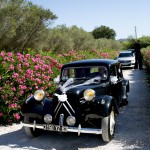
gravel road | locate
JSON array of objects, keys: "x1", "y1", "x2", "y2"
[{"x1": 0, "y1": 68, "x2": 150, "y2": 150}]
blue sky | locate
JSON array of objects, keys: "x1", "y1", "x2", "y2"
[{"x1": 28, "y1": 0, "x2": 150, "y2": 39}]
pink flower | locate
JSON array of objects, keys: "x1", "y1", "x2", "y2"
[
  {"x1": 13, "y1": 113, "x2": 20, "y2": 120},
  {"x1": 58, "y1": 54, "x2": 62, "y2": 57},
  {"x1": 35, "y1": 78, "x2": 41, "y2": 83},
  {"x1": 36, "y1": 54, "x2": 41, "y2": 58},
  {"x1": 0, "y1": 113, "x2": 3, "y2": 117},
  {"x1": 92, "y1": 49, "x2": 97, "y2": 53},
  {"x1": 11, "y1": 59, "x2": 15, "y2": 63},
  {"x1": 17, "y1": 64, "x2": 22, "y2": 69},
  {"x1": 7, "y1": 52, "x2": 13, "y2": 57},
  {"x1": 20, "y1": 91, "x2": 24, "y2": 95},
  {"x1": 58, "y1": 64, "x2": 63, "y2": 69},
  {"x1": 24, "y1": 62, "x2": 29, "y2": 67},
  {"x1": 18, "y1": 69, "x2": 23, "y2": 73},
  {"x1": 11, "y1": 87, "x2": 16, "y2": 91},
  {"x1": 19, "y1": 85, "x2": 27, "y2": 90},
  {"x1": 29, "y1": 87, "x2": 32, "y2": 90},
  {"x1": 9, "y1": 103, "x2": 17, "y2": 108},
  {"x1": 0, "y1": 76, "x2": 2, "y2": 79},
  {"x1": 13, "y1": 97, "x2": 18, "y2": 101},
  {"x1": 12, "y1": 73, "x2": 19, "y2": 78},
  {"x1": 0, "y1": 52, "x2": 5, "y2": 57},
  {"x1": 2, "y1": 61, "x2": 6, "y2": 65},
  {"x1": 48, "y1": 83, "x2": 52, "y2": 87},
  {"x1": 36, "y1": 73, "x2": 40, "y2": 77},
  {"x1": 35, "y1": 86, "x2": 38, "y2": 89},
  {"x1": 4, "y1": 57, "x2": 10, "y2": 61},
  {"x1": 26, "y1": 69, "x2": 33, "y2": 75},
  {"x1": 25, "y1": 54, "x2": 30, "y2": 59},
  {"x1": 34, "y1": 65, "x2": 41, "y2": 70},
  {"x1": 8, "y1": 64, "x2": 14, "y2": 70}
]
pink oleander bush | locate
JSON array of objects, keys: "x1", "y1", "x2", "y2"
[
  {"x1": 0, "y1": 49, "x2": 118, "y2": 125},
  {"x1": 0, "y1": 51, "x2": 62, "y2": 124}
]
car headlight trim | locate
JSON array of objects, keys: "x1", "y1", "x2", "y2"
[
  {"x1": 44, "y1": 114, "x2": 52, "y2": 124},
  {"x1": 66, "y1": 116, "x2": 76, "y2": 126},
  {"x1": 84, "y1": 89, "x2": 95, "y2": 101},
  {"x1": 34, "y1": 90, "x2": 45, "y2": 101}
]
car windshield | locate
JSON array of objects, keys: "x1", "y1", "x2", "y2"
[
  {"x1": 119, "y1": 53, "x2": 133, "y2": 57},
  {"x1": 61, "y1": 66, "x2": 108, "y2": 81}
]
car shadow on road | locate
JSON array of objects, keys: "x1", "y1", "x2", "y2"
[{"x1": 0, "y1": 126, "x2": 108, "y2": 150}]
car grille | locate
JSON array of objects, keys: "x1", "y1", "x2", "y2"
[
  {"x1": 52, "y1": 92, "x2": 79, "y2": 122},
  {"x1": 120, "y1": 60, "x2": 131, "y2": 63}
]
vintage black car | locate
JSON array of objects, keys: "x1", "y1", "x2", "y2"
[{"x1": 21, "y1": 59, "x2": 129, "y2": 142}]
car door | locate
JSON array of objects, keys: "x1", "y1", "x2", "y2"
[{"x1": 109, "y1": 65, "x2": 123, "y2": 105}]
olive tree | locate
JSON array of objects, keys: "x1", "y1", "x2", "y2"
[{"x1": 0, "y1": 0, "x2": 57, "y2": 52}]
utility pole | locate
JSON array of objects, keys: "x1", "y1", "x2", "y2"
[{"x1": 135, "y1": 26, "x2": 137, "y2": 39}]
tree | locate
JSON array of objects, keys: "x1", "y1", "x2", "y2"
[
  {"x1": 92, "y1": 25, "x2": 116, "y2": 40},
  {"x1": 0, "y1": 0, "x2": 57, "y2": 51},
  {"x1": 47, "y1": 25, "x2": 95, "y2": 53}
]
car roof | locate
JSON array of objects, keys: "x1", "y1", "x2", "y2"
[
  {"x1": 61, "y1": 59, "x2": 119, "y2": 69},
  {"x1": 125, "y1": 49, "x2": 135, "y2": 51}
]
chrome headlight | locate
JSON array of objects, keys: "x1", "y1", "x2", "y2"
[
  {"x1": 34, "y1": 90, "x2": 45, "y2": 101},
  {"x1": 66, "y1": 116, "x2": 76, "y2": 126},
  {"x1": 84, "y1": 89, "x2": 95, "y2": 101}
]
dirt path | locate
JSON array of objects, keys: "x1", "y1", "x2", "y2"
[{"x1": 0, "y1": 68, "x2": 150, "y2": 150}]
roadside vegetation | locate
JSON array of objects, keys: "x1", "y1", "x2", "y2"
[{"x1": 141, "y1": 47, "x2": 150, "y2": 87}]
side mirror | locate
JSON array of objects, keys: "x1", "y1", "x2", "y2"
[{"x1": 54, "y1": 75, "x2": 60, "y2": 84}]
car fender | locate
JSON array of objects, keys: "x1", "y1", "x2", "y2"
[
  {"x1": 94, "y1": 95, "x2": 119, "y2": 117},
  {"x1": 21, "y1": 96, "x2": 53, "y2": 118}
]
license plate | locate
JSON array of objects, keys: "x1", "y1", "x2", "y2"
[{"x1": 43, "y1": 124, "x2": 68, "y2": 132}]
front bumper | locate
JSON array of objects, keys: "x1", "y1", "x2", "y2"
[
  {"x1": 21, "y1": 121, "x2": 102, "y2": 136},
  {"x1": 121, "y1": 62, "x2": 135, "y2": 67}
]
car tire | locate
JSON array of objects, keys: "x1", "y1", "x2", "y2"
[
  {"x1": 101, "y1": 108, "x2": 115, "y2": 142},
  {"x1": 24, "y1": 116, "x2": 41, "y2": 137},
  {"x1": 121, "y1": 98, "x2": 128, "y2": 106}
]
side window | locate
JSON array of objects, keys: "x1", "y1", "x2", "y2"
[
  {"x1": 70, "y1": 68, "x2": 75, "y2": 78},
  {"x1": 117, "y1": 64, "x2": 123, "y2": 78},
  {"x1": 90, "y1": 67, "x2": 99, "y2": 73},
  {"x1": 89, "y1": 67, "x2": 108, "y2": 80},
  {"x1": 62, "y1": 68, "x2": 69, "y2": 80}
]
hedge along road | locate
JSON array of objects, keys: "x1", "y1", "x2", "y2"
[{"x1": 0, "y1": 68, "x2": 150, "y2": 150}]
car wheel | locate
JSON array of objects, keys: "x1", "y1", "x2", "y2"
[
  {"x1": 24, "y1": 116, "x2": 41, "y2": 137},
  {"x1": 121, "y1": 98, "x2": 128, "y2": 106},
  {"x1": 121, "y1": 90, "x2": 129, "y2": 106},
  {"x1": 101, "y1": 108, "x2": 115, "y2": 142},
  {"x1": 120, "y1": 85, "x2": 129, "y2": 106}
]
